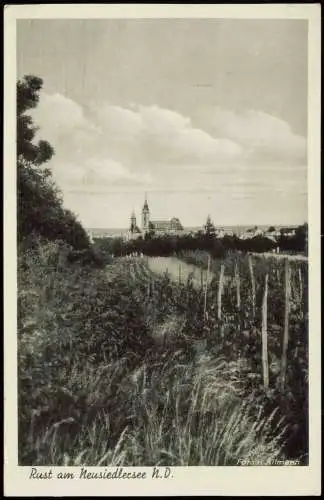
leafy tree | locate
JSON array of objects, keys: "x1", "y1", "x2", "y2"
[
  {"x1": 17, "y1": 75, "x2": 90, "y2": 250},
  {"x1": 17, "y1": 75, "x2": 55, "y2": 165},
  {"x1": 204, "y1": 215, "x2": 216, "y2": 236},
  {"x1": 148, "y1": 221, "x2": 155, "y2": 238},
  {"x1": 295, "y1": 222, "x2": 308, "y2": 241}
]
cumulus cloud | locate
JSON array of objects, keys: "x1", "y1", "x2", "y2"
[
  {"x1": 31, "y1": 93, "x2": 97, "y2": 146},
  {"x1": 174, "y1": 128, "x2": 242, "y2": 163},
  {"x1": 53, "y1": 162, "x2": 86, "y2": 186},
  {"x1": 138, "y1": 105, "x2": 190, "y2": 135},
  {"x1": 30, "y1": 93, "x2": 307, "y2": 200},
  {"x1": 92, "y1": 102, "x2": 242, "y2": 167},
  {"x1": 82, "y1": 158, "x2": 153, "y2": 187},
  {"x1": 52, "y1": 157, "x2": 153, "y2": 190},
  {"x1": 95, "y1": 104, "x2": 143, "y2": 138},
  {"x1": 196, "y1": 107, "x2": 307, "y2": 165}
]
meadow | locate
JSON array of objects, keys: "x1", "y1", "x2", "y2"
[{"x1": 18, "y1": 240, "x2": 308, "y2": 466}]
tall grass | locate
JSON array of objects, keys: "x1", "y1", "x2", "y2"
[
  {"x1": 152, "y1": 250, "x2": 308, "y2": 462},
  {"x1": 18, "y1": 241, "x2": 306, "y2": 466}
]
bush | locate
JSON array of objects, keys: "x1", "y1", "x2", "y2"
[{"x1": 66, "y1": 247, "x2": 107, "y2": 268}]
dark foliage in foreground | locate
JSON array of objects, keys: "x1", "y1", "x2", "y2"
[{"x1": 17, "y1": 75, "x2": 91, "y2": 251}]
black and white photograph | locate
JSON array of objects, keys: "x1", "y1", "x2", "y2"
[{"x1": 4, "y1": 4, "x2": 321, "y2": 497}]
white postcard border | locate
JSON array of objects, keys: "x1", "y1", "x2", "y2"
[{"x1": 4, "y1": 3, "x2": 321, "y2": 496}]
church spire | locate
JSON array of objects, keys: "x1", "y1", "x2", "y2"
[
  {"x1": 142, "y1": 192, "x2": 150, "y2": 232},
  {"x1": 130, "y1": 208, "x2": 137, "y2": 232},
  {"x1": 143, "y1": 192, "x2": 149, "y2": 211}
]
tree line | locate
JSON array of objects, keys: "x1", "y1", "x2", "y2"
[{"x1": 93, "y1": 223, "x2": 308, "y2": 260}]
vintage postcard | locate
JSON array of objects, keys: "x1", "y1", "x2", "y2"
[{"x1": 4, "y1": 3, "x2": 321, "y2": 497}]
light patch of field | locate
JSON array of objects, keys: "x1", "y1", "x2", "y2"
[
  {"x1": 146, "y1": 256, "x2": 213, "y2": 289},
  {"x1": 252, "y1": 252, "x2": 308, "y2": 262}
]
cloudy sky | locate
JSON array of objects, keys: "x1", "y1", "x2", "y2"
[{"x1": 17, "y1": 19, "x2": 308, "y2": 228}]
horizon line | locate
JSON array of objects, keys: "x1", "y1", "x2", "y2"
[{"x1": 86, "y1": 222, "x2": 305, "y2": 230}]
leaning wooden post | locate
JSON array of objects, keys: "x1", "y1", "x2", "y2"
[
  {"x1": 203, "y1": 254, "x2": 211, "y2": 320},
  {"x1": 298, "y1": 266, "x2": 303, "y2": 305},
  {"x1": 178, "y1": 264, "x2": 182, "y2": 284},
  {"x1": 218, "y1": 263, "x2": 225, "y2": 320},
  {"x1": 280, "y1": 258, "x2": 291, "y2": 391},
  {"x1": 200, "y1": 269, "x2": 204, "y2": 291},
  {"x1": 234, "y1": 261, "x2": 241, "y2": 311},
  {"x1": 261, "y1": 271, "x2": 269, "y2": 390},
  {"x1": 248, "y1": 254, "x2": 256, "y2": 318}
]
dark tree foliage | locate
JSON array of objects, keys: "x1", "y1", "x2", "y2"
[
  {"x1": 148, "y1": 221, "x2": 156, "y2": 238},
  {"x1": 17, "y1": 75, "x2": 43, "y2": 115},
  {"x1": 17, "y1": 75, "x2": 90, "y2": 250},
  {"x1": 204, "y1": 215, "x2": 216, "y2": 236},
  {"x1": 278, "y1": 223, "x2": 308, "y2": 255},
  {"x1": 93, "y1": 224, "x2": 307, "y2": 259},
  {"x1": 17, "y1": 76, "x2": 55, "y2": 164}
]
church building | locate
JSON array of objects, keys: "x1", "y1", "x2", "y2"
[{"x1": 127, "y1": 195, "x2": 183, "y2": 239}]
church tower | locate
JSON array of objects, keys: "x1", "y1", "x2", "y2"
[
  {"x1": 130, "y1": 210, "x2": 137, "y2": 232},
  {"x1": 141, "y1": 194, "x2": 150, "y2": 233}
]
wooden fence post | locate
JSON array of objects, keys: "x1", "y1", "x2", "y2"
[
  {"x1": 218, "y1": 263, "x2": 225, "y2": 320},
  {"x1": 280, "y1": 258, "x2": 291, "y2": 391},
  {"x1": 178, "y1": 264, "x2": 182, "y2": 284},
  {"x1": 248, "y1": 254, "x2": 256, "y2": 317},
  {"x1": 234, "y1": 261, "x2": 241, "y2": 311},
  {"x1": 200, "y1": 269, "x2": 204, "y2": 291},
  {"x1": 203, "y1": 255, "x2": 211, "y2": 320},
  {"x1": 261, "y1": 272, "x2": 269, "y2": 390},
  {"x1": 298, "y1": 266, "x2": 303, "y2": 305}
]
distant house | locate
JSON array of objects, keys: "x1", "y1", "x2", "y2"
[
  {"x1": 264, "y1": 229, "x2": 281, "y2": 242},
  {"x1": 215, "y1": 229, "x2": 226, "y2": 238},
  {"x1": 253, "y1": 228, "x2": 264, "y2": 237},
  {"x1": 280, "y1": 227, "x2": 297, "y2": 237},
  {"x1": 264, "y1": 234, "x2": 277, "y2": 243},
  {"x1": 239, "y1": 227, "x2": 264, "y2": 240},
  {"x1": 239, "y1": 232, "x2": 252, "y2": 240}
]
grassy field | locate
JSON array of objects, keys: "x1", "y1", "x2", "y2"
[{"x1": 18, "y1": 241, "x2": 308, "y2": 466}]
